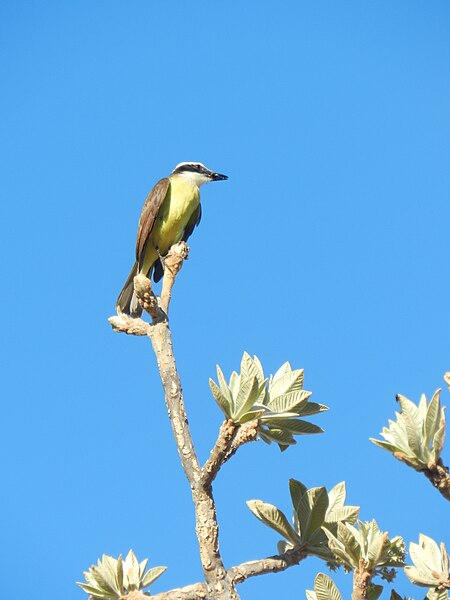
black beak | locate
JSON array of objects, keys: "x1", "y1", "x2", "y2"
[{"x1": 211, "y1": 172, "x2": 228, "y2": 181}]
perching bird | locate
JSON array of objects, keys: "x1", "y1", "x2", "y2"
[{"x1": 116, "y1": 162, "x2": 228, "y2": 317}]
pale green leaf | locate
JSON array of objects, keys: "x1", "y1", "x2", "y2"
[
  {"x1": 418, "y1": 534, "x2": 442, "y2": 572},
  {"x1": 234, "y1": 376, "x2": 259, "y2": 419},
  {"x1": 141, "y1": 566, "x2": 167, "y2": 589},
  {"x1": 267, "y1": 419, "x2": 323, "y2": 435},
  {"x1": 240, "y1": 352, "x2": 265, "y2": 385},
  {"x1": 325, "y1": 506, "x2": 360, "y2": 524},
  {"x1": 271, "y1": 361, "x2": 292, "y2": 383},
  {"x1": 289, "y1": 478, "x2": 307, "y2": 514},
  {"x1": 253, "y1": 355, "x2": 265, "y2": 381},
  {"x1": 314, "y1": 572, "x2": 342, "y2": 600},
  {"x1": 261, "y1": 428, "x2": 296, "y2": 446},
  {"x1": 237, "y1": 409, "x2": 265, "y2": 423},
  {"x1": 432, "y1": 409, "x2": 446, "y2": 461},
  {"x1": 298, "y1": 487, "x2": 329, "y2": 542},
  {"x1": 246, "y1": 499, "x2": 301, "y2": 545},
  {"x1": 269, "y1": 369, "x2": 304, "y2": 398},
  {"x1": 298, "y1": 402, "x2": 329, "y2": 416},
  {"x1": 209, "y1": 379, "x2": 232, "y2": 419},
  {"x1": 425, "y1": 390, "x2": 441, "y2": 445},
  {"x1": 216, "y1": 365, "x2": 233, "y2": 410},
  {"x1": 327, "y1": 482, "x2": 346, "y2": 512},
  {"x1": 268, "y1": 389, "x2": 312, "y2": 413},
  {"x1": 77, "y1": 583, "x2": 116, "y2": 599},
  {"x1": 367, "y1": 584, "x2": 383, "y2": 600}
]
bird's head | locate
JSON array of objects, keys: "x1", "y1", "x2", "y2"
[{"x1": 171, "y1": 162, "x2": 228, "y2": 187}]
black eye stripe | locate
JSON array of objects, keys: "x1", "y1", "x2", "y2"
[{"x1": 173, "y1": 163, "x2": 208, "y2": 175}]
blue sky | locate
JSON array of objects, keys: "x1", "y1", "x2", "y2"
[{"x1": 1, "y1": 1, "x2": 449, "y2": 598}]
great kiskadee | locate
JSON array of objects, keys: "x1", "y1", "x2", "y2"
[{"x1": 116, "y1": 162, "x2": 228, "y2": 317}]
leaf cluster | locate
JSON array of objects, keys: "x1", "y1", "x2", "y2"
[
  {"x1": 209, "y1": 353, "x2": 327, "y2": 450},
  {"x1": 370, "y1": 390, "x2": 446, "y2": 471},
  {"x1": 77, "y1": 550, "x2": 166, "y2": 599},
  {"x1": 247, "y1": 480, "x2": 359, "y2": 562},
  {"x1": 324, "y1": 519, "x2": 405, "y2": 582},
  {"x1": 405, "y1": 535, "x2": 450, "y2": 593}
]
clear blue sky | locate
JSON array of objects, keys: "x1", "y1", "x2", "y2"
[{"x1": 1, "y1": 1, "x2": 449, "y2": 598}]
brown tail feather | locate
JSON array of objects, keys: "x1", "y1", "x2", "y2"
[{"x1": 116, "y1": 261, "x2": 142, "y2": 317}]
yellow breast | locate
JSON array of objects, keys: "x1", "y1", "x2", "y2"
[
  {"x1": 141, "y1": 177, "x2": 200, "y2": 274},
  {"x1": 156, "y1": 178, "x2": 199, "y2": 249}
]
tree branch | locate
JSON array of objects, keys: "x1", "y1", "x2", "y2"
[
  {"x1": 201, "y1": 419, "x2": 260, "y2": 487},
  {"x1": 228, "y1": 547, "x2": 307, "y2": 583},
  {"x1": 351, "y1": 560, "x2": 373, "y2": 600},
  {"x1": 150, "y1": 548, "x2": 307, "y2": 600},
  {"x1": 110, "y1": 245, "x2": 239, "y2": 599},
  {"x1": 159, "y1": 242, "x2": 190, "y2": 314},
  {"x1": 201, "y1": 420, "x2": 238, "y2": 486},
  {"x1": 423, "y1": 459, "x2": 450, "y2": 502},
  {"x1": 151, "y1": 582, "x2": 208, "y2": 600},
  {"x1": 109, "y1": 245, "x2": 304, "y2": 598}
]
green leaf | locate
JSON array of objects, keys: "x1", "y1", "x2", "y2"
[
  {"x1": 265, "y1": 418, "x2": 323, "y2": 435},
  {"x1": 432, "y1": 409, "x2": 446, "y2": 461},
  {"x1": 209, "y1": 379, "x2": 232, "y2": 419},
  {"x1": 216, "y1": 365, "x2": 233, "y2": 409},
  {"x1": 237, "y1": 408, "x2": 265, "y2": 423},
  {"x1": 313, "y1": 572, "x2": 342, "y2": 600},
  {"x1": 241, "y1": 352, "x2": 264, "y2": 385},
  {"x1": 141, "y1": 566, "x2": 167, "y2": 589},
  {"x1": 367, "y1": 584, "x2": 383, "y2": 600},
  {"x1": 261, "y1": 428, "x2": 296, "y2": 446},
  {"x1": 298, "y1": 402, "x2": 329, "y2": 416},
  {"x1": 298, "y1": 487, "x2": 329, "y2": 542},
  {"x1": 258, "y1": 431, "x2": 273, "y2": 445},
  {"x1": 269, "y1": 369, "x2": 304, "y2": 398},
  {"x1": 271, "y1": 361, "x2": 292, "y2": 383},
  {"x1": 289, "y1": 478, "x2": 308, "y2": 514},
  {"x1": 77, "y1": 583, "x2": 115, "y2": 599},
  {"x1": 326, "y1": 506, "x2": 360, "y2": 524},
  {"x1": 425, "y1": 389, "x2": 441, "y2": 445},
  {"x1": 234, "y1": 376, "x2": 259, "y2": 419},
  {"x1": 247, "y1": 499, "x2": 301, "y2": 545},
  {"x1": 268, "y1": 389, "x2": 311, "y2": 413},
  {"x1": 327, "y1": 482, "x2": 346, "y2": 512},
  {"x1": 253, "y1": 355, "x2": 265, "y2": 380}
]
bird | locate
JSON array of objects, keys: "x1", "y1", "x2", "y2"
[{"x1": 116, "y1": 162, "x2": 228, "y2": 317}]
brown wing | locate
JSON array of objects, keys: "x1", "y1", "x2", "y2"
[{"x1": 135, "y1": 177, "x2": 170, "y2": 268}]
